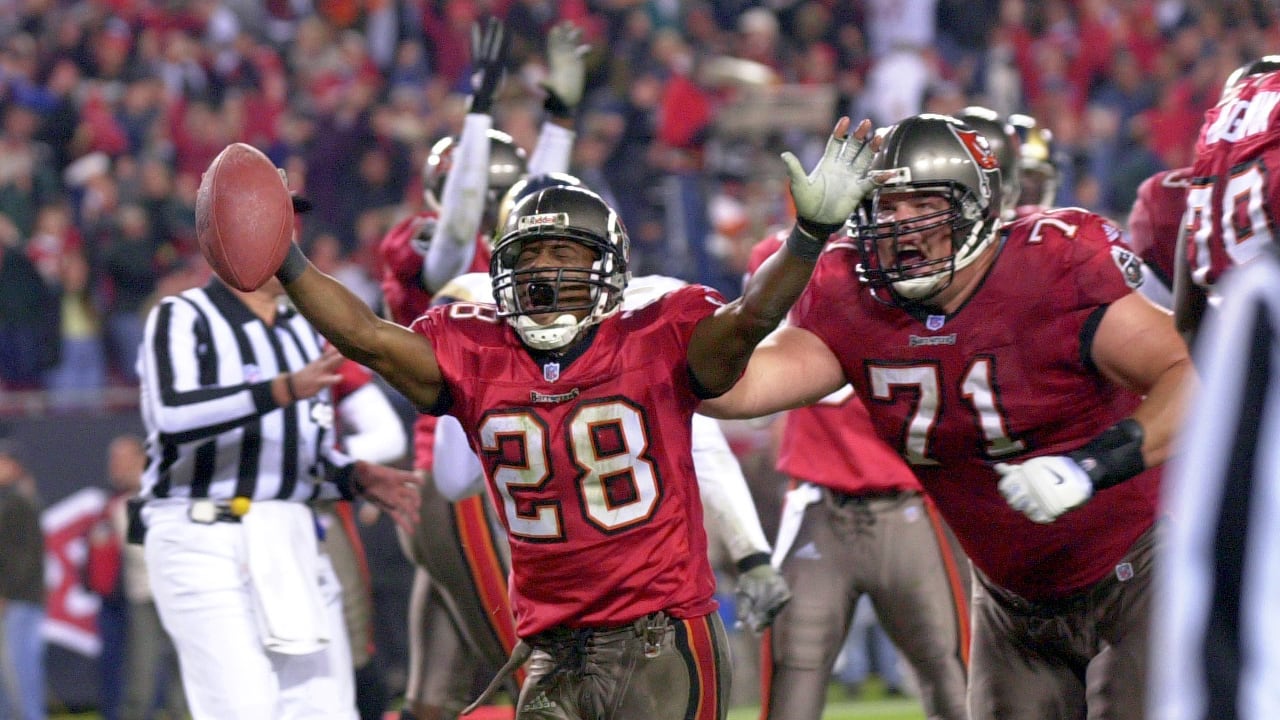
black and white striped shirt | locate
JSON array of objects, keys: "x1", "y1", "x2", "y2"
[
  {"x1": 138, "y1": 280, "x2": 350, "y2": 503},
  {"x1": 1151, "y1": 245, "x2": 1280, "y2": 720}
]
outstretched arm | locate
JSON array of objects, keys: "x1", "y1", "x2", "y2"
[
  {"x1": 687, "y1": 118, "x2": 880, "y2": 394},
  {"x1": 277, "y1": 248, "x2": 445, "y2": 412},
  {"x1": 698, "y1": 324, "x2": 846, "y2": 419}
]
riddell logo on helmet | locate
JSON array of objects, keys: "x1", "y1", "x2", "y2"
[
  {"x1": 519, "y1": 213, "x2": 569, "y2": 230},
  {"x1": 953, "y1": 128, "x2": 999, "y2": 170}
]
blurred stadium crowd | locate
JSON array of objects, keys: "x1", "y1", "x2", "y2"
[{"x1": 1, "y1": 0, "x2": 1277, "y2": 397}]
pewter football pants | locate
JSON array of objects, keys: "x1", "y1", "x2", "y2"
[{"x1": 516, "y1": 611, "x2": 731, "y2": 720}]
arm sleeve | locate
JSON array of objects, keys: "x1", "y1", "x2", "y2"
[
  {"x1": 432, "y1": 414, "x2": 486, "y2": 501},
  {"x1": 338, "y1": 383, "x2": 408, "y2": 465},
  {"x1": 137, "y1": 299, "x2": 278, "y2": 440},
  {"x1": 423, "y1": 113, "x2": 493, "y2": 294},
  {"x1": 691, "y1": 413, "x2": 772, "y2": 562},
  {"x1": 527, "y1": 122, "x2": 575, "y2": 177}
]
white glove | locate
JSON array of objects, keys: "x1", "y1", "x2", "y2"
[
  {"x1": 735, "y1": 563, "x2": 792, "y2": 634},
  {"x1": 541, "y1": 21, "x2": 588, "y2": 112},
  {"x1": 780, "y1": 119, "x2": 880, "y2": 232},
  {"x1": 995, "y1": 456, "x2": 1094, "y2": 524}
]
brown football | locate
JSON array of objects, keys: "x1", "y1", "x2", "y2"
[{"x1": 195, "y1": 143, "x2": 293, "y2": 292}]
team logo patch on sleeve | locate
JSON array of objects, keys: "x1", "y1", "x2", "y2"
[{"x1": 1110, "y1": 246, "x2": 1145, "y2": 289}]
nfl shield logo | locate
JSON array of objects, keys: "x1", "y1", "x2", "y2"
[
  {"x1": 1115, "y1": 562, "x2": 1134, "y2": 582},
  {"x1": 543, "y1": 362, "x2": 560, "y2": 382},
  {"x1": 926, "y1": 315, "x2": 945, "y2": 331}
]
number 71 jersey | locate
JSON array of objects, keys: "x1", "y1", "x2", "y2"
[
  {"x1": 794, "y1": 210, "x2": 1161, "y2": 601},
  {"x1": 1186, "y1": 69, "x2": 1280, "y2": 288},
  {"x1": 410, "y1": 285, "x2": 723, "y2": 637}
]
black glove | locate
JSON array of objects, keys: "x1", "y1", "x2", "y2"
[{"x1": 468, "y1": 16, "x2": 508, "y2": 114}]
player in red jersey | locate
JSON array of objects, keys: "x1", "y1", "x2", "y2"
[
  {"x1": 257, "y1": 115, "x2": 880, "y2": 718},
  {"x1": 703, "y1": 114, "x2": 1193, "y2": 719},
  {"x1": 376, "y1": 19, "x2": 591, "y2": 719},
  {"x1": 1127, "y1": 167, "x2": 1192, "y2": 309},
  {"x1": 1175, "y1": 56, "x2": 1280, "y2": 338},
  {"x1": 744, "y1": 232, "x2": 969, "y2": 720}
]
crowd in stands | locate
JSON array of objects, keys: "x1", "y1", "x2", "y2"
[{"x1": 0, "y1": 0, "x2": 1274, "y2": 395}]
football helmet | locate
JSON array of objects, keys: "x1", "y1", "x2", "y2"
[
  {"x1": 423, "y1": 130, "x2": 528, "y2": 230},
  {"x1": 491, "y1": 185, "x2": 630, "y2": 350},
  {"x1": 1222, "y1": 55, "x2": 1280, "y2": 100},
  {"x1": 494, "y1": 172, "x2": 583, "y2": 234},
  {"x1": 957, "y1": 106, "x2": 1019, "y2": 219},
  {"x1": 1009, "y1": 113, "x2": 1059, "y2": 209},
  {"x1": 853, "y1": 114, "x2": 1002, "y2": 304}
]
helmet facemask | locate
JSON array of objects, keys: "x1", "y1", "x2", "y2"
[
  {"x1": 491, "y1": 187, "x2": 629, "y2": 350},
  {"x1": 851, "y1": 115, "x2": 1004, "y2": 307}
]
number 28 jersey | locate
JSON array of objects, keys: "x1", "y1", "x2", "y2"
[
  {"x1": 793, "y1": 209, "x2": 1162, "y2": 601},
  {"x1": 411, "y1": 286, "x2": 722, "y2": 637},
  {"x1": 1186, "y1": 70, "x2": 1280, "y2": 288}
]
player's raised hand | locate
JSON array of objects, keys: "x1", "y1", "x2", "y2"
[
  {"x1": 781, "y1": 118, "x2": 881, "y2": 240},
  {"x1": 735, "y1": 562, "x2": 792, "y2": 634},
  {"x1": 468, "y1": 16, "x2": 508, "y2": 114},
  {"x1": 995, "y1": 456, "x2": 1094, "y2": 523},
  {"x1": 541, "y1": 21, "x2": 589, "y2": 118}
]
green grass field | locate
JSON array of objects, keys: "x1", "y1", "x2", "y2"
[{"x1": 728, "y1": 697, "x2": 925, "y2": 720}]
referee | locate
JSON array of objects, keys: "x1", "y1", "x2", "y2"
[
  {"x1": 136, "y1": 272, "x2": 420, "y2": 720},
  {"x1": 1150, "y1": 244, "x2": 1278, "y2": 720}
]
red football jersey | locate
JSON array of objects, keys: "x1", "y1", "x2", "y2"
[
  {"x1": 411, "y1": 286, "x2": 722, "y2": 636},
  {"x1": 746, "y1": 233, "x2": 921, "y2": 494},
  {"x1": 791, "y1": 209, "x2": 1161, "y2": 601},
  {"x1": 378, "y1": 210, "x2": 491, "y2": 470},
  {"x1": 1186, "y1": 70, "x2": 1280, "y2": 288},
  {"x1": 1128, "y1": 167, "x2": 1191, "y2": 283}
]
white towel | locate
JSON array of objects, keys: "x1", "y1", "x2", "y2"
[{"x1": 242, "y1": 502, "x2": 330, "y2": 655}]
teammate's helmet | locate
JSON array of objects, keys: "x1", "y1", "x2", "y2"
[
  {"x1": 1008, "y1": 113, "x2": 1059, "y2": 209},
  {"x1": 957, "y1": 106, "x2": 1019, "y2": 219},
  {"x1": 491, "y1": 186, "x2": 630, "y2": 350},
  {"x1": 853, "y1": 114, "x2": 1002, "y2": 304},
  {"x1": 494, "y1": 172, "x2": 583, "y2": 234},
  {"x1": 1222, "y1": 55, "x2": 1280, "y2": 100},
  {"x1": 423, "y1": 130, "x2": 528, "y2": 229}
]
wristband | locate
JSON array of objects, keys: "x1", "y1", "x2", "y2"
[
  {"x1": 735, "y1": 552, "x2": 772, "y2": 575},
  {"x1": 543, "y1": 90, "x2": 573, "y2": 120},
  {"x1": 785, "y1": 223, "x2": 827, "y2": 261},
  {"x1": 276, "y1": 243, "x2": 308, "y2": 285},
  {"x1": 284, "y1": 373, "x2": 298, "y2": 403},
  {"x1": 331, "y1": 462, "x2": 367, "y2": 501},
  {"x1": 1067, "y1": 418, "x2": 1146, "y2": 490}
]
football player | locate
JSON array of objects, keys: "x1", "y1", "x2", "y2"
[
  {"x1": 264, "y1": 115, "x2": 881, "y2": 719},
  {"x1": 746, "y1": 230, "x2": 970, "y2": 720},
  {"x1": 1127, "y1": 167, "x2": 1191, "y2": 309},
  {"x1": 424, "y1": 269, "x2": 793, "y2": 698},
  {"x1": 702, "y1": 114, "x2": 1193, "y2": 719},
  {"x1": 1008, "y1": 113, "x2": 1060, "y2": 213},
  {"x1": 375, "y1": 19, "x2": 590, "y2": 719},
  {"x1": 1174, "y1": 56, "x2": 1280, "y2": 340}
]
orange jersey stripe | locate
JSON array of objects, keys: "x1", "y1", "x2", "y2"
[
  {"x1": 923, "y1": 496, "x2": 972, "y2": 668},
  {"x1": 453, "y1": 495, "x2": 524, "y2": 683},
  {"x1": 677, "y1": 616, "x2": 722, "y2": 720}
]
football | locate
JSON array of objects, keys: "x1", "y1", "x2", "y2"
[{"x1": 195, "y1": 143, "x2": 294, "y2": 292}]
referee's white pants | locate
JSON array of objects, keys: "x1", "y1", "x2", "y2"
[{"x1": 143, "y1": 502, "x2": 357, "y2": 720}]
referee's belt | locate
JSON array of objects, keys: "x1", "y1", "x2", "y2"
[{"x1": 188, "y1": 498, "x2": 243, "y2": 524}]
